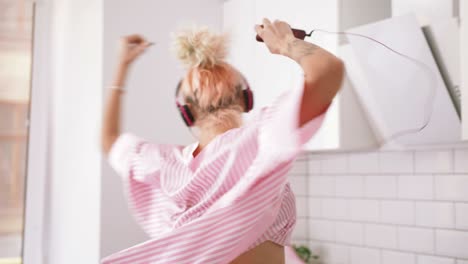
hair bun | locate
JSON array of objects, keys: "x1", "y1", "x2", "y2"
[{"x1": 172, "y1": 26, "x2": 228, "y2": 68}]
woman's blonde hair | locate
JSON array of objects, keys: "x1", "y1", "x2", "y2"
[{"x1": 172, "y1": 26, "x2": 245, "y2": 131}]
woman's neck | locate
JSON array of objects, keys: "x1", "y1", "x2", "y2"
[
  {"x1": 194, "y1": 114, "x2": 243, "y2": 155},
  {"x1": 198, "y1": 126, "x2": 235, "y2": 148}
]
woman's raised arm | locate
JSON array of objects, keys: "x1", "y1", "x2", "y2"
[
  {"x1": 255, "y1": 19, "x2": 344, "y2": 127},
  {"x1": 101, "y1": 35, "x2": 151, "y2": 155}
]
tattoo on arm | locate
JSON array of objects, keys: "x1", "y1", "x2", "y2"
[{"x1": 287, "y1": 39, "x2": 319, "y2": 64}]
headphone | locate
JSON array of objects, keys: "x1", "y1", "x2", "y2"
[{"x1": 175, "y1": 77, "x2": 254, "y2": 127}]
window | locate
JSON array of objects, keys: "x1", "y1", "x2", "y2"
[{"x1": 0, "y1": 1, "x2": 34, "y2": 263}]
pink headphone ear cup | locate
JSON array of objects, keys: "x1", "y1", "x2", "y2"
[
  {"x1": 177, "y1": 103, "x2": 195, "y2": 126},
  {"x1": 243, "y1": 89, "x2": 254, "y2": 112}
]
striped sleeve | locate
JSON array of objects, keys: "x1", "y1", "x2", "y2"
[{"x1": 107, "y1": 132, "x2": 162, "y2": 184}]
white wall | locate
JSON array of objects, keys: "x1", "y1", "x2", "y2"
[
  {"x1": 100, "y1": 0, "x2": 223, "y2": 258},
  {"x1": 43, "y1": 0, "x2": 103, "y2": 263}
]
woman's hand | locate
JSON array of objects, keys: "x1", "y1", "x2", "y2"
[
  {"x1": 102, "y1": 35, "x2": 151, "y2": 154},
  {"x1": 119, "y1": 34, "x2": 151, "y2": 66},
  {"x1": 255, "y1": 18, "x2": 344, "y2": 129},
  {"x1": 254, "y1": 18, "x2": 295, "y2": 56}
]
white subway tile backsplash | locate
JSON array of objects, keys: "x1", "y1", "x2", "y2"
[
  {"x1": 379, "y1": 151, "x2": 413, "y2": 173},
  {"x1": 381, "y1": 201, "x2": 415, "y2": 225},
  {"x1": 307, "y1": 240, "x2": 325, "y2": 258},
  {"x1": 309, "y1": 176, "x2": 335, "y2": 196},
  {"x1": 309, "y1": 219, "x2": 335, "y2": 241},
  {"x1": 296, "y1": 196, "x2": 308, "y2": 217},
  {"x1": 398, "y1": 227, "x2": 434, "y2": 254},
  {"x1": 415, "y1": 151, "x2": 453, "y2": 173},
  {"x1": 398, "y1": 175, "x2": 434, "y2": 200},
  {"x1": 322, "y1": 198, "x2": 350, "y2": 220},
  {"x1": 321, "y1": 154, "x2": 348, "y2": 174},
  {"x1": 350, "y1": 247, "x2": 381, "y2": 264},
  {"x1": 317, "y1": 243, "x2": 351, "y2": 264},
  {"x1": 435, "y1": 175, "x2": 468, "y2": 201},
  {"x1": 436, "y1": 230, "x2": 468, "y2": 259},
  {"x1": 292, "y1": 217, "x2": 309, "y2": 240},
  {"x1": 350, "y1": 199, "x2": 380, "y2": 222},
  {"x1": 309, "y1": 198, "x2": 322, "y2": 218},
  {"x1": 348, "y1": 152, "x2": 379, "y2": 173},
  {"x1": 417, "y1": 255, "x2": 455, "y2": 264},
  {"x1": 289, "y1": 159, "x2": 308, "y2": 175},
  {"x1": 364, "y1": 224, "x2": 398, "y2": 249},
  {"x1": 455, "y1": 203, "x2": 468, "y2": 230},
  {"x1": 291, "y1": 239, "x2": 308, "y2": 246},
  {"x1": 305, "y1": 147, "x2": 468, "y2": 263},
  {"x1": 381, "y1": 250, "x2": 415, "y2": 264},
  {"x1": 307, "y1": 158, "x2": 321, "y2": 175},
  {"x1": 365, "y1": 176, "x2": 397, "y2": 198},
  {"x1": 336, "y1": 221, "x2": 364, "y2": 245},
  {"x1": 415, "y1": 202, "x2": 454, "y2": 228},
  {"x1": 335, "y1": 176, "x2": 364, "y2": 197},
  {"x1": 454, "y1": 149, "x2": 468, "y2": 173},
  {"x1": 289, "y1": 176, "x2": 308, "y2": 196}
]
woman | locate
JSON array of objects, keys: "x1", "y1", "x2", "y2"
[{"x1": 101, "y1": 19, "x2": 343, "y2": 264}]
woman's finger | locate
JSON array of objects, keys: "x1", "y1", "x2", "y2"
[
  {"x1": 125, "y1": 34, "x2": 146, "y2": 44},
  {"x1": 254, "y1": 24, "x2": 264, "y2": 35},
  {"x1": 262, "y1": 18, "x2": 272, "y2": 27}
]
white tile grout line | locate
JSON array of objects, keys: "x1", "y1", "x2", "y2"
[
  {"x1": 305, "y1": 155, "x2": 310, "y2": 238},
  {"x1": 378, "y1": 200, "x2": 382, "y2": 225},
  {"x1": 379, "y1": 248, "x2": 383, "y2": 264},
  {"x1": 308, "y1": 172, "x2": 468, "y2": 176},
  {"x1": 306, "y1": 238, "x2": 468, "y2": 261},
  {"x1": 301, "y1": 194, "x2": 468, "y2": 204},
  {"x1": 433, "y1": 227, "x2": 437, "y2": 258},
  {"x1": 396, "y1": 209, "x2": 400, "y2": 252},
  {"x1": 453, "y1": 201, "x2": 457, "y2": 231},
  {"x1": 451, "y1": 149, "x2": 456, "y2": 172},
  {"x1": 305, "y1": 217, "x2": 468, "y2": 232},
  {"x1": 362, "y1": 219, "x2": 366, "y2": 250}
]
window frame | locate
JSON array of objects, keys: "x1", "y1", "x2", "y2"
[{"x1": 22, "y1": 1, "x2": 51, "y2": 263}]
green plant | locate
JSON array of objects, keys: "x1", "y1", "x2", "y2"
[{"x1": 292, "y1": 244, "x2": 319, "y2": 263}]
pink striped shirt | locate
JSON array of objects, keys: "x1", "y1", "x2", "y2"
[{"x1": 103, "y1": 74, "x2": 327, "y2": 264}]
